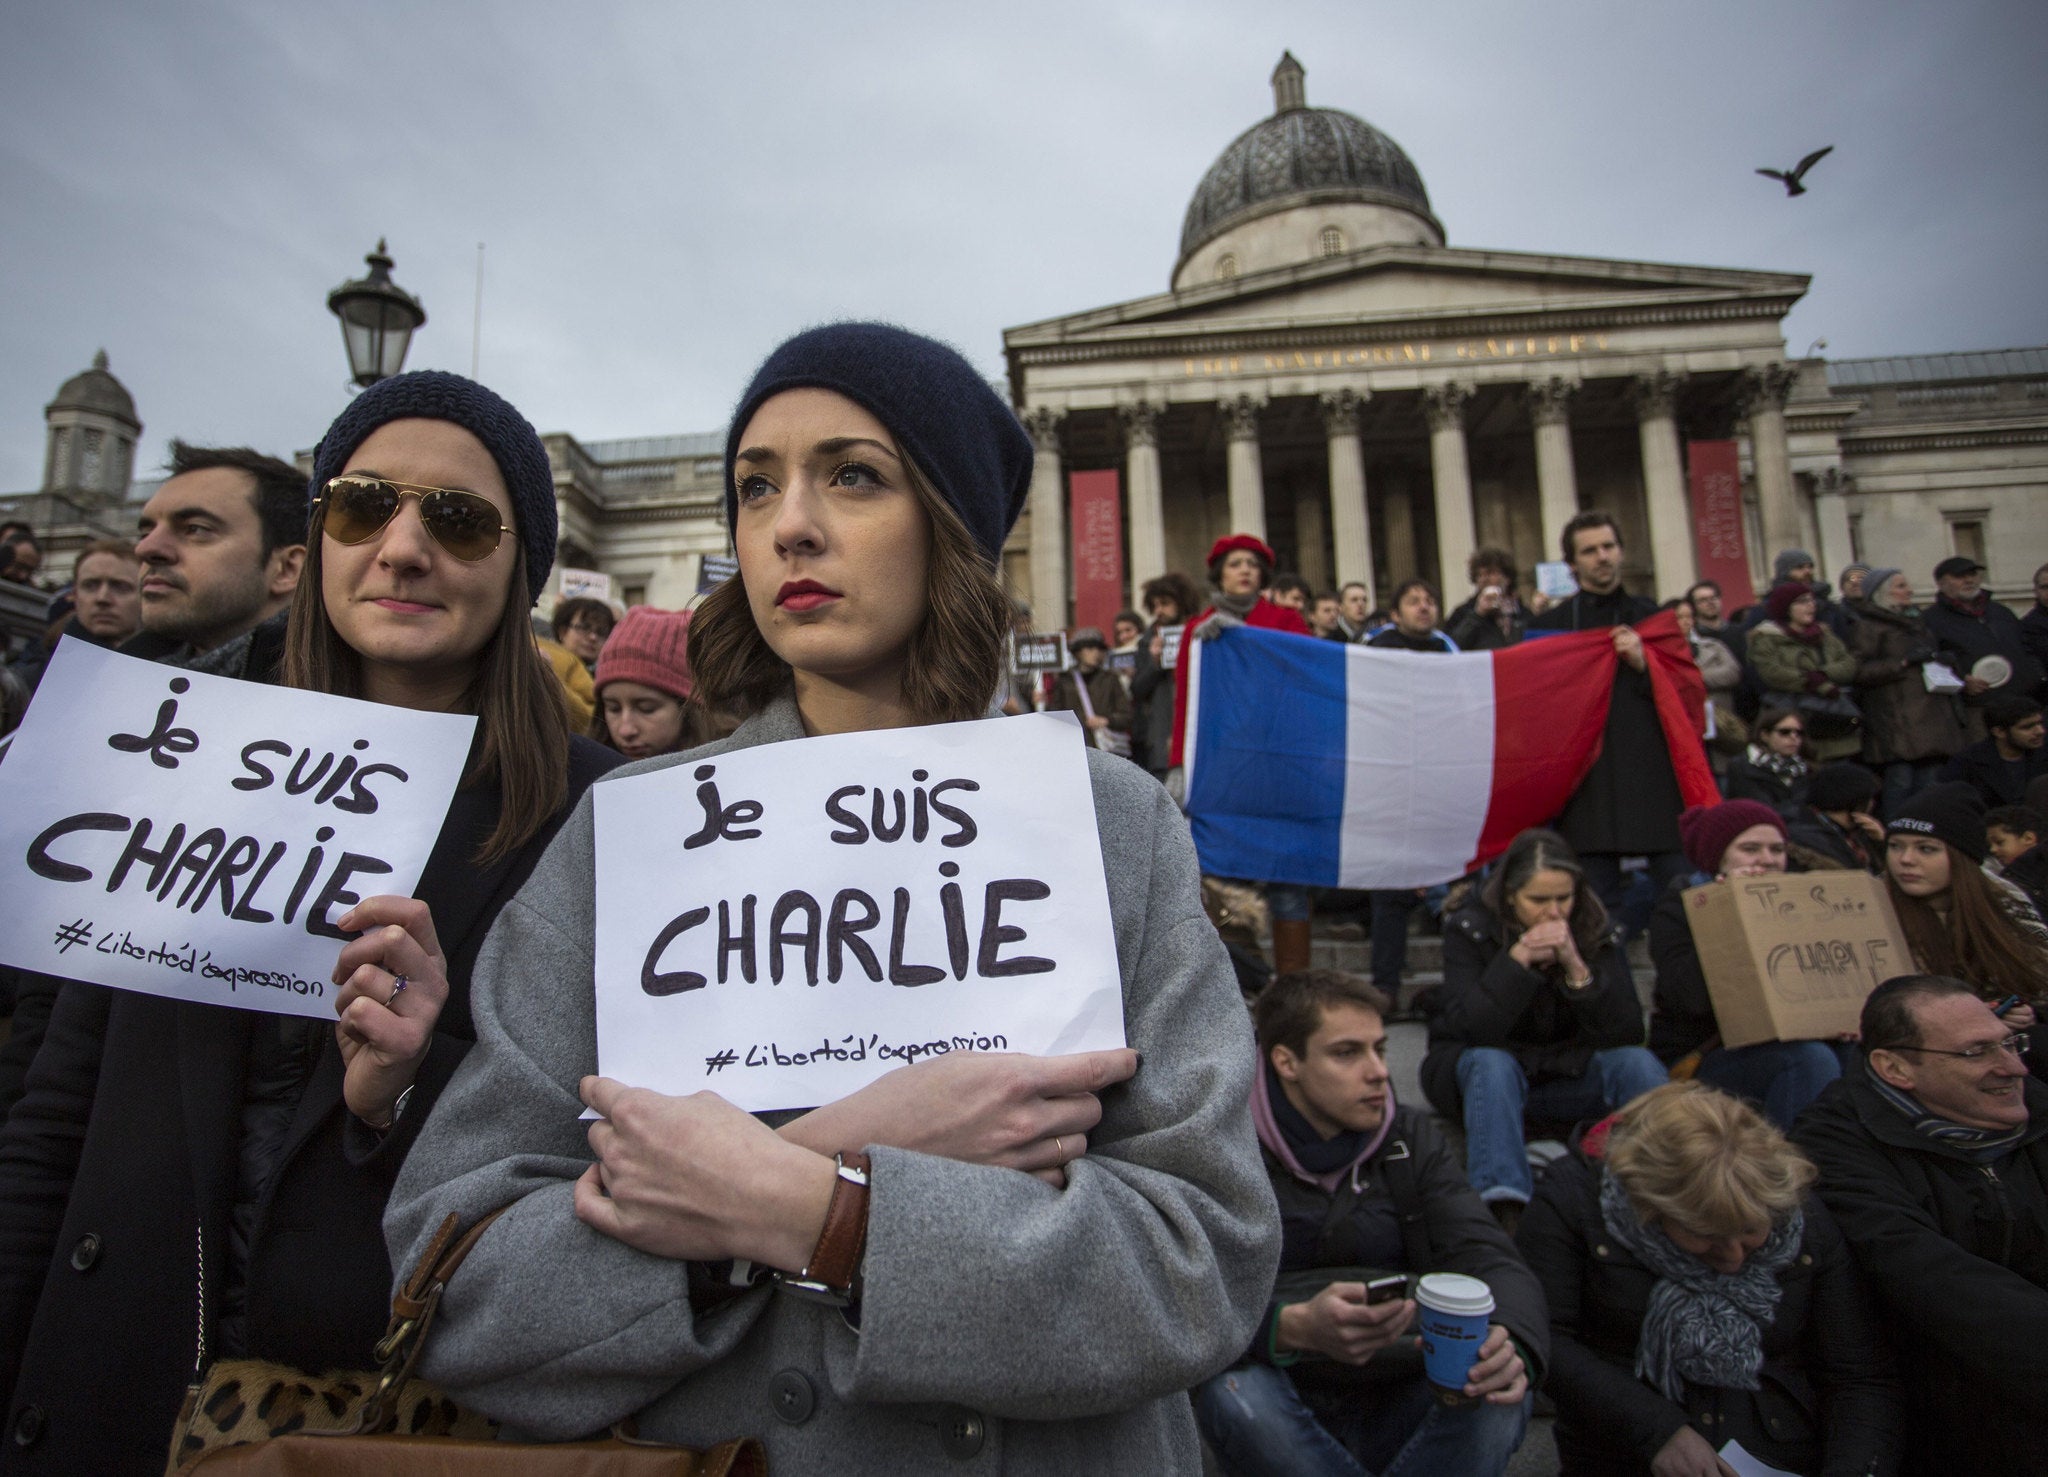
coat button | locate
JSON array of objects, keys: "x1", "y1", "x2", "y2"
[
  {"x1": 1593, "y1": 1244, "x2": 1609, "y2": 1258},
  {"x1": 939, "y1": 1407, "x2": 985, "y2": 1460},
  {"x1": 11, "y1": 1404, "x2": 45, "y2": 1448},
  {"x1": 769, "y1": 1369, "x2": 815, "y2": 1426},
  {"x1": 70, "y1": 1233, "x2": 101, "y2": 1272}
]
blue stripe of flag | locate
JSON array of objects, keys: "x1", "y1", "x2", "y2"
[{"x1": 1187, "y1": 628, "x2": 1348, "y2": 887}]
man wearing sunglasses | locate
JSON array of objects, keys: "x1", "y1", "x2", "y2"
[
  {"x1": 126, "y1": 441, "x2": 307, "y2": 682},
  {"x1": 1795, "y1": 974, "x2": 2048, "y2": 1475}
]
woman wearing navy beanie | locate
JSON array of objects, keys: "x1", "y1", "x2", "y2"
[{"x1": 387, "y1": 324, "x2": 1280, "y2": 1472}]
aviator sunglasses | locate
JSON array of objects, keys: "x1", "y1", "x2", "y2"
[{"x1": 315, "y1": 474, "x2": 512, "y2": 562}]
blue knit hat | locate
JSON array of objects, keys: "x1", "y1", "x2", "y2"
[
  {"x1": 310, "y1": 370, "x2": 557, "y2": 603},
  {"x1": 721, "y1": 323, "x2": 1032, "y2": 567}
]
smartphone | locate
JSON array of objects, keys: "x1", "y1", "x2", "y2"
[{"x1": 1364, "y1": 1274, "x2": 1408, "y2": 1305}]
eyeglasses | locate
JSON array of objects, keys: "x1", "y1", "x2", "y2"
[
  {"x1": 316, "y1": 475, "x2": 512, "y2": 562},
  {"x1": 1895, "y1": 1033, "x2": 2030, "y2": 1062}
]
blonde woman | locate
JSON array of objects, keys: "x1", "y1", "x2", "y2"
[{"x1": 1517, "y1": 1084, "x2": 1897, "y2": 1477}]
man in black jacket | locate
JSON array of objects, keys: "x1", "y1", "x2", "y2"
[
  {"x1": 1938, "y1": 691, "x2": 2047, "y2": 808},
  {"x1": 1194, "y1": 970, "x2": 1542, "y2": 1477},
  {"x1": 1922, "y1": 554, "x2": 2046, "y2": 706},
  {"x1": 1528, "y1": 512, "x2": 1688, "y2": 922},
  {"x1": 1793, "y1": 975, "x2": 2048, "y2": 1477}
]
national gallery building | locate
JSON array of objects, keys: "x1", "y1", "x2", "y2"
[{"x1": 6, "y1": 56, "x2": 2044, "y2": 624}]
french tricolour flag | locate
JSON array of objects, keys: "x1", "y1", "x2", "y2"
[{"x1": 1183, "y1": 613, "x2": 1714, "y2": 888}]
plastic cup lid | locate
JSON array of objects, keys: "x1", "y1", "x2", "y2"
[
  {"x1": 1973, "y1": 654, "x2": 2013, "y2": 687},
  {"x1": 1415, "y1": 1272, "x2": 1494, "y2": 1316}
]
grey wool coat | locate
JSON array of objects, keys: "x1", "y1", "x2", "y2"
[{"x1": 385, "y1": 695, "x2": 1281, "y2": 1474}]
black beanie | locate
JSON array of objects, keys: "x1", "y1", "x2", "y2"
[
  {"x1": 1886, "y1": 781, "x2": 1989, "y2": 864},
  {"x1": 1808, "y1": 763, "x2": 1880, "y2": 814},
  {"x1": 721, "y1": 323, "x2": 1032, "y2": 567},
  {"x1": 311, "y1": 370, "x2": 558, "y2": 604}
]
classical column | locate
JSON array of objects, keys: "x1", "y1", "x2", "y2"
[
  {"x1": 1022, "y1": 407, "x2": 1067, "y2": 627},
  {"x1": 1423, "y1": 382, "x2": 1476, "y2": 593},
  {"x1": 1382, "y1": 469, "x2": 1417, "y2": 585},
  {"x1": 1120, "y1": 401, "x2": 1166, "y2": 610},
  {"x1": 1631, "y1": 371, "x2": 1696, "y2": 600},
  {"x1": 1222, "y1": 394, "x2": 1267, "y2": 539},
  {"x1": 1293, "y1": 492, "x2": 1329, "y2": 589},
  {"x1": 1741, "y1": 363, "x2": 1801, "y2": 559},
  {"x1": 1322, "y1": 389, "x2": 1373, "y2": 604},
  {"x1": 1812, "y1": 466, "x2": 1855, "y2": 581},
  {"x1": 1528, "y1": 377, "x2": 1580, "y2": 563}
]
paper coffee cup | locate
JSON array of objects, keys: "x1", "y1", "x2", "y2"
[{"x1": 1415, "y1": 1272, "x2": 1494, "y2": 1398}]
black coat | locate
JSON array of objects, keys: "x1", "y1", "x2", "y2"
[
  {"x1": 1922, "y1": 592, "x2": 2046, "y2": 703},
  {"x1": 1646, "y1": 876, "x2": 1715, "y2": 1064},
  {"x1": 1128, "y1": 632, "x2": 1176, "y2": 775},
  {"x1": 1245, "y1": 1106, "x2": 1550, "y2": 1387},
  {"x1": 1444, "y1": 595, "x2": 1527, "y2": 651},
  {"x1": 1784, "y1": 809, "x2": 1881, "y2": 875},
  {"x1": 1723, "y1": 751, "x2": 1808, "y2": 819},
  {"x1": 0, "y1": 738, "x2": 619, "y2": 1475},
  {"x1": 1421, "y1": 904, "x2": 1647, "y2": 1118},
  {"x1": 2021, "y1": 604, "x2": 2048, "y2": 692},
  {"x1": 1528, "y1": 589, "x2": 1683, "y2": 854},
  {"x1": 1939, "y1": 736, "x2": 2048, "y2": 809},
  {"x1": 1517, "y1": 1153, "x2": 1899, "y2": 1477},
  {"x1": 1793, "y1": 1070, "x2": 2048, "y2": 1477}
]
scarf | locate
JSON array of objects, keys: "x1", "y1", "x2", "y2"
[
  {"x1": 1748, "y1": 744, "x2": 1807, "y2": 785},
  {"x1": 1785, "y1": 621, "x2": 1827, "y2": 650},
  {"x1": 1597, "y1": 1167, "x2": 1799, "y2": 1403},
  {"x1": 1249, "y1": 1058, "x2": 1395, "y2": 1193},
  {"x1": 1865, "y1": 1060, "x2": 2028, "y2": 1164},
  {"x1": 1940, "y1": 590, "x2": 1991, "y2": 620},
  {"x1": 1212, "y1": 589, "x2": 1259, "y2": 620}
]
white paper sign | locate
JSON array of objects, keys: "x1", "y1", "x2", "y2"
[
  {"x1": 558, "y1": 567, "x2": 612, "y2": 603},
  {"x1": 593, "y1": 712, "x2": 1125, "y2": 1112},
  {"x1": 0, "y1": 640, "x2": 476, "y2": 1018},
  {"x1": 1535, "y1": 560, "x2": 1579, "y2": 600}
]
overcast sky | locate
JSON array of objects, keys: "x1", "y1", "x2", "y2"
[{"x1": 4, "y1": 0, "x2": 2043, "y2": 492}]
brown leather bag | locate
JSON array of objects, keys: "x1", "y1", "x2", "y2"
[{"x1": 166, "y1": 1208, "x2": 765, "y2": 1476}]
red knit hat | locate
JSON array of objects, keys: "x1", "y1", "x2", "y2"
[
  {"x1": 1207, "y1": 533, "x2": 1277, "y2": 574},
  {"x1": 594, "y1": 606, "x2": 695, "y2": 702},
  {"x1": 1765, "y1": 581, "x2": 1814, "y2": 625},
  {"x1": 1677, "y1": 800, "x2": 1786, "y2": 874}
]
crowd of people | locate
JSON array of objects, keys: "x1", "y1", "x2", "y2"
[{"x1": 0, "y1": 324, "x2": 2040, "y2": 1476}]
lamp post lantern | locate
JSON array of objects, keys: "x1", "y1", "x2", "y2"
[{"x1": 327, "y1": 240, "x2": 426, "y2": 388}]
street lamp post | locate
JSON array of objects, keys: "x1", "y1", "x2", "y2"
[{"x1": 326, "y1": 240, "x2": 426, "y2": 388}]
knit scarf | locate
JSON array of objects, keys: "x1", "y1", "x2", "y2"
[
  {"x1": 1785, "y1": 621, "x2": 1827, "y2": 650},
  {"x1": 1864, "y1": 1060, "x2": 2029, "y2": 1164},
  {"x1": 1597, "y1": 1168, "x2": 1799, "y2": 1403},
  {"x1": 1748, "y1": 744, "x2": 1807, "y2": 786},
  {"x1": 1213, "y1": 589, "x2": 1260, "y2": 620},
  {"x1": 1249, "y1": 1058, "x2": 1395, "y2": 1194}
]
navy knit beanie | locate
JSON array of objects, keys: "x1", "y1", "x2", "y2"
[
  {"x1": 310, "y1": 370, "x2": 557, "y2": 604},
  {"x1": 1887, "y1": 781, "x2": 1989, "y2": 864},
  {"x1": 721, "y1": 323, "x2": 1032, "y2": 567}
]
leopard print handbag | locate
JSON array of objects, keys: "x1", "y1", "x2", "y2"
[{"x1": 164, "y1": 1209, "x2": 766, "y2": 1476}]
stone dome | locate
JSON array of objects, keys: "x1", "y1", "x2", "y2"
[
  {"x1": 1178, "y1": 55, "x2": 1440, "y2": 272},
  {"x1": 47, "y1": 350, "x2": 139, "y2": 429}
]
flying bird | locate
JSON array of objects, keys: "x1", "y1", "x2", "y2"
[{"x1": 1757, "y1": 146, "x2": 1834, "y2": 196}]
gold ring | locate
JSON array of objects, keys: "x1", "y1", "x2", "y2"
[{"x1": 1055, "y1": 1136, "x2": 1068, "y2": 1159}]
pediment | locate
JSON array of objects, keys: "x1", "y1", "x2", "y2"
[{"x1": 1005, "y1": 244, "x2": 1809, "y2": 351}]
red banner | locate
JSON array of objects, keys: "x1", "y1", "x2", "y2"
[
  {"x1": 1685, "y1": 439, "x2": 1755, "y2": 611},
  {"x1": 1069, "y1": 469, "x2": 1125, "y2": 635}
]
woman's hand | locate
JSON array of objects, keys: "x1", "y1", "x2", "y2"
[
  {"x1": 1650, "y1": 1424, "x2": 1736, "y2": 1477},
  {"x1": 1511, "y1": 920, "x2": 1570, "y2": 970},
  {"x1": 577, "y1": 1077, "x2": 836, "y2": 1272},
  {"x1": 1851, "y1": 813, "x2": 1887, "y2": 844},
  {"x1": 1464, "y1": 1325, "x2": 1529, "y2": 1405},
  {"x1": 331, "y1": 896, "x2": 450, "y2": 1129},
  {"x1": 2003, "y1": 1001, "x2": 2037, "y2": 1031},
  {"x1": 778, "y1": 1048, "x2": 1137, "y2": 1187},
  {"x1": 1084, "y1": 715, "x2": 1109, "y2": 731}
]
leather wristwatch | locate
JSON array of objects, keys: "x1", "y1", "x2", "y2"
[{"x1": 774, "y1": 1150, "x2": 871, "y2": 1306}]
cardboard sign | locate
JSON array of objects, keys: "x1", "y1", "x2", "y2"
[
  {"x1": 592, "y1": 712, "x2": 1125, "y2": 1112},
  {"x1": 558, "y1": 568, "x2": 613, "y2": 603},
  {"x1": 0, "y1": 640, "x2": 475, "y2": 1018},
  {"x1": 1683, "y1": 872, "x2": 1914, "y2": 1047},
  {"x1": 696, "y1": 555, "x2": 739, "y2": 594},
  {"x1": 1009, "y1": 632, "x2": 1069, "y2": 672}
]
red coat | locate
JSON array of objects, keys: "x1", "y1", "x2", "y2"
[{"x1": 1167, "y1": 599, "x2": 1312, "y2": 768}]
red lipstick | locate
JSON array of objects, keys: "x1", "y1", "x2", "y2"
[{"x1": 777, "y1": 579, "x2": 842, "y2": 612}]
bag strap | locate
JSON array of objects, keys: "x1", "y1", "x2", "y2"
[
  {"x1": 1376, "y1": 1138, "x2": 1435, "y2": 1275},
  {"x1": 353, "y1": 1206, "x2": 512, "y2": 1433},
  {"x1": 1073, "y1": 669, "x2": 1098, "y2": 722}
]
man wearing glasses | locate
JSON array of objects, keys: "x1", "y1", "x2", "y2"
[{"x1": 1795, "y1": 975, "x2": 2047, "y2": 1476}]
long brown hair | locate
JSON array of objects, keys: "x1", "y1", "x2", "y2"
[
  {"x1": 1478, "y1": 827, "x2": 1612, "y2": 966},
  {"x1": 1888, "y1": 845, "x2": 2048, "y2": 999},
  {"x1": 281, "y1": 520, "x2": 568, "y2": 867},
  {"x1": 689, "y1": 452, "x2": 1010, "y2": 723}
]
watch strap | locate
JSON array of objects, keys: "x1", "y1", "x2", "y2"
[{"x1": 791, "y1": 1151, "x2": 871, "y2": 1299}]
